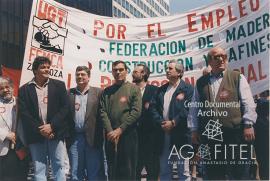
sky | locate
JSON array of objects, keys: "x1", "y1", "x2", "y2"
[{"x1": 169, "y1": 0, "x2": 215, "y2": 14}]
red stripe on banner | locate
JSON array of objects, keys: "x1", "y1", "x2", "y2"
[{"x1": 1, "y1": 66, "x2": 22, "y2": 97}]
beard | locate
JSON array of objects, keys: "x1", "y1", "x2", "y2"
[
  {"x1": 1, "y1": 94, "x2": 13, "y2": 102},
  {"x1": 132, "y1": 77, "x2": 143, "y2": 83}
]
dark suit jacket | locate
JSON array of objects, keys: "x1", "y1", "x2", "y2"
[
  {"x1": 68, "y1": 86, "x2": 103, "y2": 148},
  {"x1": 18, "y1": 78, "x2": 70, "y2": 145},
  {"x1": 149, "y1": 79, "x2": 194, "y2": 151},
  {"x1": 137, "y1": 84, "x2": 160, "y2": 153}
]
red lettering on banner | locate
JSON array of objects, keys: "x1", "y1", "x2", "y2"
[
  {"x1": 201, "y1": 13, "x2": 214, "y2": 30},
  {"x1": 216, "y1": 9, "x2": 225, "y2": 26},
  {"x1": 184, "y1": 77, "x2": 195, "y2": 86},
  {"x1": 147, "y1": 23, "x2": 166, "y2": 38},
  {"x1": 250, "y1": 0, "x2": 259, "y2": 11},
  {"x1": 37, "y1": 0, "x2": 67, "y2": 27},
  {"x1": 93, "y1": 20, "x2": 126, "y2": 39},
  {"x1": 93, "y1": 20, "x2": 104, "y2": 37},
  {"x1": 67, "y1": 73, "x2": 71, "y2": 89},
  {"x1": 187, "y1": 13, "x2": 198, "y2": 32},
  {"x1": 228, "y1": 5, "x2": 237, "y2": 22},
  {"x1": 187, "y1": 0, "x2": 260, "y2": 32},
  {"x1": 238, "y1": 0, "x2": 248, "y2": 18},
  {"x1": 29, "y1": 47, "x2": 63, "y2": 69},
  {"x1": 258, "y1": 61, "x2": 267, "y2": 80},
  {"x1": 106, "y1": 24, "x2": 115, "y2": 38},
  {"x1": 148, "y1": 24, "x2": 155, "y2": 38},
  {"x1": 235, "y1": 60, "x2": 267, "y2": 83},
  {"x1": 101, "y1": 76, "x2": 115, "y2": 89}
]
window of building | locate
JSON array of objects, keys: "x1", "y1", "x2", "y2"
[
  {"x1": 113, "y1": 7, "x2": 117, "y2": 17},
  {"x1": 1, "y1": 0, "x2": 8, "y2": 12},
  {"x1": 14, "y1": 19, "x2": 19, "y2": 46},
  {"x1": 1, "y1": 15, "x2": 8, "y2": 42},
  {"x1": 130, "y1": 5, "x2": 134, "y2": 15},
  {"x1": 139, "y1": 1, "x2": 143, "y2": 9},
  {"x1": 122, "y1": 0, "x2": 126, "y2": 8},
  {"x1": 14, "y1": 0, "x2": 21, "y2": 17},
  {"x1": 117, "y1": 8, "x2": 121, "y2": 17},
  {"x1": 8, "y1": 17, "x2": 14, "y2": 44},
  {"x1": 8, "y1": 0, "x2": 15, "y2": 15},
  {"x1": 125, "y1": 1, "x2": 130, "y2": 11}
]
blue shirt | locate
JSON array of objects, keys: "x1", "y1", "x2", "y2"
[{"x1": 74, "y1": 88, "x2": 88, "y2": 132}]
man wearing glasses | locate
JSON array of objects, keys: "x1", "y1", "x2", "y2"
[
  {"x1": 99, "y1": 60, "x2": 142, "y2": 180},
  {"x1": 188, "y1": 47, "x2": 257, "y2": 180}
]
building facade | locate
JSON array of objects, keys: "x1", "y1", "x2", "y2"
[
  {"x1": 113, "y1": 0, "x2": 170, "y2": 18},
  {"x1": 0, "y1": 0, "x2": 112, "y2": 70}
]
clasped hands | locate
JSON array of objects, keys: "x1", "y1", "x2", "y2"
[
  {"x1": 161, "y1": 120, "x2": 175, "y2": 132},
  {"x1": 107, "y1": 128, "x2": 122, "y2": 144},
  {"x1": 39, "y1": 124, "x2": 55, "y2": 139}
]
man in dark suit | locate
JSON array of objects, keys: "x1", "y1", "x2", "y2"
[
  {"x1": 19, "y1": 56, "x2": 70, "y2": 181},
  {"x1": 149, "y1": 60, "x2": 193, "y2": 181},
  {"x1": 68, "y1": 66, "x2": 105, "y2": 181},
  {"x1": 132, "y1": 64, "x2": 159, "y2": 180}
]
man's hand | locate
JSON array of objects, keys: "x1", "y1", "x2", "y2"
[
  {"x1": 191, "y1": 131, "x2": 200, "y2": 145},
  {"x1": 106, "y1": 128, "x2": 123, "y2": 143},
  {"x1": 39, "y1": 124, "x2": 53, "y2": 138},
  {"x1": 243, "y1": 127, "x2": 255, "y2": 142},
  {"x1": 6, "y1": 132, "x2": 16, "y2": 144},
  {"x1": 161, "y1": 120, "x2": 174, "y2": 132}
]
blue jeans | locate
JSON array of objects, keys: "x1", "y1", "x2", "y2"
[
  {"x1": 29, "y1": 139, "x2": 66, "y2": 181},
  {"x1": 69, "y1": 133, "x2": 105, "y2": 181},
  {"x1": 159, "y1": 134, "x2": 190, "y2": 181}
]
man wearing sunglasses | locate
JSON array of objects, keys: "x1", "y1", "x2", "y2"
[{"x1": 188, "y1": 47, "x2": 257, "y2": 180}]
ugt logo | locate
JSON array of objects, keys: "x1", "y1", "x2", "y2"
[{"x1": 31, "y1": 0, "x2": 68, "y2": 55}]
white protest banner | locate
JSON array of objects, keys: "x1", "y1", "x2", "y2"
[{"x1": 21, "y1": 0, "x2": 269, "y2": 95}]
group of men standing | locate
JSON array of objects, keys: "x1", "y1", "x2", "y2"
[{"x1": 0, "y1": 46, "x2": 264, "y2": 181}]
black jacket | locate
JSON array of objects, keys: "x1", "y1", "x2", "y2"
[
  {"x1": 18, "y1": 78, "x2": 70, "y2": 144},
  {"x1": 149, "y1": 80, "x2": 193, "y2": 151}
]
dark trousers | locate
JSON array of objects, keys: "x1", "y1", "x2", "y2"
[
  {"x1": 255, "y1": 125, "x2": 269, "y2": 180},
  {"x1": 0, "y1": 149, "x2": 29, "y2": 181},
  {"x1": 136, "y1": 129, "x2": 159, "y2": 181},
  {"x1": 202, "y1": 127, "x2": 254, "y2": 180},
  {"x1": 106, "y1": 129, "x2": 138, "y2": 180}
]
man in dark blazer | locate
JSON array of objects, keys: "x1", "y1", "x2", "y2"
[
  {"x1": 68, "y1": 66, "x2": 104, "y2": 181},
  {"x1": 18, "y1": 56, "x2": 70, "y2": 181},
  {"x1": 149, "y1": 60, "x2": 193, "y2": 181},
  {"x1": 132, "y1": 64, "x2": 159, "y2": 180}
]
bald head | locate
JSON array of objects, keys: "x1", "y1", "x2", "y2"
[{"x1": 207, "y1": 47, "x2": 228, "y2": 74}]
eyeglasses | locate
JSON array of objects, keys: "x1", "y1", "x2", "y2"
[
  {"x1": 112, "y1": 68, "x2": 125, "y2": 72},
  {"x1": 212, "y1": 54, "x2": 227, "y2": 61}
]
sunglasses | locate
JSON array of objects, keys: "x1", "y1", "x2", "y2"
[{"x1": 212, "y1": 54, "x2": 227, "y2": 61}]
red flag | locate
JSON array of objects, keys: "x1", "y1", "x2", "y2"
[{"x1": 1, "y1": 66, "x2": 22, "y2": 96}]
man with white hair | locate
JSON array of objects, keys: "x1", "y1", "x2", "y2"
[
  {"x1": 188, "y1": 47, "x2": 257, "y2": 180},
  {"x1": 149, "y1": 60, "x2": 193, "y2": 180},
  {"x1": 0, "y1": 76, "x2": 28, "y2": 180}
]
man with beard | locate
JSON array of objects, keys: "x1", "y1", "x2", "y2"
[
  {"x1": 149, "y1": 60, "x2": 193, "y2": 180},
  {"x1": 132, "y1": 64, "x2": 159, "y2": 180},
  {"x1": 100, "y1": 60, "x2": 141, "y2": 180}
]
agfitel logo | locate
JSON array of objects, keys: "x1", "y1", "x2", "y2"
[
  {"x1": 197, "y1": 144, "x2": 211, "y2": 160},
  {"x1": 202, "y1": 119, "x2": 223, "y2": 142},
  {"x1": 31, "y1": 0, "x2": 68, "y2": 55}
]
